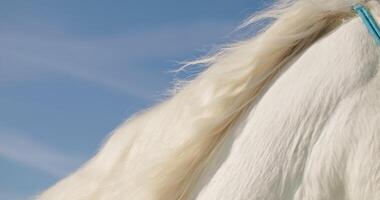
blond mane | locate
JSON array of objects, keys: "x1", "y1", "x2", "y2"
[{"x1": 38, "y1": 0, "x2": 378, "y2": 199}]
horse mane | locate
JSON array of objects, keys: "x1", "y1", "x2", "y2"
[
  {"x1": 38, "y1": 0, "x2": 379, "y2": 199},
  {"x1": 150, "y1": 0, "x2": 363, "y2": 199}
]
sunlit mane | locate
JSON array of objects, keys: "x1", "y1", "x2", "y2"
[{"x1": 38, "y1": 0, "x2": 380, "y2": 199}]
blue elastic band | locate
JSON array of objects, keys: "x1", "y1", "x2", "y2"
[{"x1": 353, "y1": 4, "x2": 380, "y2": 45}]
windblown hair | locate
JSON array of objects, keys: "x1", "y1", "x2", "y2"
[
  {"x1": 39, "y1": 0, "x2": 378, "y2": 199},
  {"x1": 150, "y1": 1, "x2": 362, "y2": 199}
]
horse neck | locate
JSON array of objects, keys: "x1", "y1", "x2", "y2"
[{"x1": 192, "y1": 15, "x2": 380, "y2": 199}]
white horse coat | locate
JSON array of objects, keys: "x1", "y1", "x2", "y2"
[
  {"x1": 39, "y1": 1, "x2": 380, "y2": 199},
  {"x1": 196, "y1": 17, "x2": 380, "y2": 200}
]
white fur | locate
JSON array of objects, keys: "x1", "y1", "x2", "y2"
[
  {"x1": 195, "y1": 16, "x2": 380, "y2": 200},
  {"x1": 38, "y1": 0, "x2": 380, "y2": 199}
]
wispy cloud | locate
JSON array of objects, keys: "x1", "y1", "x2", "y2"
[
  {"x1": 0, "y1": 190, "x2": 32, "y2": 200},
  {"x1": 0, "y1": 20, "x2": 235, "y2": 99},
  {"x1": 0, "y1": 128, "x2": 85, "y2": 178}
]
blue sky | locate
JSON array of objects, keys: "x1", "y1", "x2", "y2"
[{"x1": 0, "y1": 0, "x2": 270, "y2": 199}]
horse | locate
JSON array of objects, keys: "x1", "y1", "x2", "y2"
[{"x1": 38, "y1": 0, "x2": 380, "y2": 199}]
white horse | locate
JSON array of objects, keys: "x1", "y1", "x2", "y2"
[{"x1": 38, "y1": 0, "x2": 380, "y2": 199}]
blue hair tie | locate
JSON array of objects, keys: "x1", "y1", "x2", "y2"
[{"x1": 353, "y1": 4, "x2": 380, "y2": 45}]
